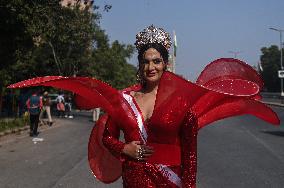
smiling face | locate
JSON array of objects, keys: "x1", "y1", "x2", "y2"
[{"x1": 140, "y1": 48, "x2": 166, "y2": 85}]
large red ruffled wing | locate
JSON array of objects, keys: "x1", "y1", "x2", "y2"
[
  {"x1": 197, "y1": 58, "x2": 264, "y2": 91},
  {"x1": 87, "y1": 84, "x2": 142, "y2": 183},
  {"x1": 88, "y1": 114, "x2": 122, "y2": 183},
  {"x1": 74, "y1": 94, "x2": 96, "y2": 110},
  {"x1": 8, "y1": 76, "x2": 113, "y2": 114},
  {"x1": 197, "y1": 58, "x2": 263, "y2": 99},
  {"x1": 8, "y1": 76, "x2": 139, "y2": 183},
  {"x1": 155, "y1": 59, "x2": 279, "y2": 130},
  {"x1": 195, "y1": 58, "x2": 279, "y2": 128},
  {"x1": 8, "y1": 76, "x2": 139, "y2": 126},
  {"x1": 197, "y1": 97, "x2": 279, "y2": 129}
]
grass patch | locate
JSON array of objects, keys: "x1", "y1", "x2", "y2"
[{"x1": 0, "y1": 116, "x2": 29, "y2": 132}]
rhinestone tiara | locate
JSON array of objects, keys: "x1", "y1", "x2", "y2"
[{"x1": 135, "y1": 25, "x2": 172, "y2": 51}]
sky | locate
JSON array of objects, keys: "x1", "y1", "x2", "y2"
[{"x1": 96, "y1": 0, "x2": 284, "y2": 81}]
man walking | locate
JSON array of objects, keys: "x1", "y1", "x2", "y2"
[
  {"x1": 26, "y1": 89, "x2": 42, "y2": 137},
  {"x1": 39, "y1": 91, "x2": 53, "y2": 126}
]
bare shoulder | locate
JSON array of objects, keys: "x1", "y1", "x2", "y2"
[
  {"x1": 130, "y1": 90, "x2": 142, "y2": 97},
  {"x1": 129, "y1": 91, "x2": 135, "y2": 97}
]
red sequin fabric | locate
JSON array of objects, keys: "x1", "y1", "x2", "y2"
[
  {"x1": 122, "y1": 161, "x2": 181, "y2": 188},
  {"x1": 102, "y1": 101, "x2": 198, "y2": 187}
]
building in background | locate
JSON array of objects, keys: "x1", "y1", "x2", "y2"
[{"x1": 61, "y1": 0, "x2": 94, "y2": 9}]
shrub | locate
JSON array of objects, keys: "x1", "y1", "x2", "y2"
[{"x1": 0, "y1": 117, "x2": 29, "y2": 132}]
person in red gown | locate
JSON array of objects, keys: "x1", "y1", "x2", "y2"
[
  {"x1": 95, "y1": 25, "x2": 279, "y2": 187},
  {"x1": 8, "y1": 25, "x2": 280, "y2": 188},
  {"x1": 102, "y1": 25, "x2": 197, "y2": 187},
  {"x1": 99, "y1": 25, "x2": 280, "y2": 187}
]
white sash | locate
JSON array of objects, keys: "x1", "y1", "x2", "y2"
[
  {"x1": 122, "y1": 93, "x2": 182, "y2": 188},
  {"x1": 156, "y1": 164, "x2": 182, "y2": 188},
  {"x1": 122, "y1": 93, "x2": 147, "y2": 143}
]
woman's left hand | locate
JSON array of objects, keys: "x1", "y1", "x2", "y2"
[{"x1": 136, "y1": 144, "x2": 154, "y2": 161}]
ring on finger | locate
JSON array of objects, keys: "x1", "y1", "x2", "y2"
[
  {"x1": 137, "y1": 147, "x2": 144, "y2": 160},
  {"x1": 138, "y1": 147, "x2": 143, "y2": 155}
]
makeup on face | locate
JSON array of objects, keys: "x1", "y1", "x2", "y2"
[{"x1": 142, "y1": 58, "x2": 164, "y2": 65}]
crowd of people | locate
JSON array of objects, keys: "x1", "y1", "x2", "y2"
[
  {"x1": 0, "y1": 89, "x2": 77, "y2": 137},
  {"x1": 26, "y1": 90, "x2": 78, "y2": 137},
  {"x1": 55, "y1": 92, "x2": 73, "y2": 119},
  {"x1": 2, "y1": 89, "x2": 101, "y2": 137}
]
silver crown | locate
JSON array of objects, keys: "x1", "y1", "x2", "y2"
[{"x1": 135, "y1": 25, "x2": 172, "y2": 51}]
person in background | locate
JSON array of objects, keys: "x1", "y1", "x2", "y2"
[
  {"x1": 56, "y1": 92, "x2": 65, "y2": 118},
  {"x1": 26, "y1": 89, "x2": 42, "y2": 137},
  {"x1": 39, "y1": 91, "x2": 53, "y2": 126},
  {"x1": 92, "y1": 108, "x2": 100, "y2": 122},
  {"x1": 64, "y1": 94, "x2": 73, "y2": 118}
]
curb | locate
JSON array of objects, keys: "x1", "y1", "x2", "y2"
[
  {"x1": 0, "y1": 127, "x2": 27, "y2": 138},
  {"x1": 0, "y1": 125, "x2": 29, "y2": 138},
  {"x1": 262, "y1": 101, "x2": 284, "y2": 107},
  {"x1": 0, "y1": 122, "x2": 53, "y2": 138}
]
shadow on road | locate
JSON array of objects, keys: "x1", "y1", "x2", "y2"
[{"x1": 261, "y1": 130, "x2": 284, "y2": 137}]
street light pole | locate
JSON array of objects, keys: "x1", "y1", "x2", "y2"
[
  {"x1": 269, "y1": 27, "x2": 284, "y2": 96},
  {"x1": 228, "y1": 50, "x2": 242, "y2": 58}
]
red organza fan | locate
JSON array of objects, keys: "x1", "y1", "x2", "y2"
[
  {"x1": 8, "y1": 76, "x2": 139, "y2": 128},
  {"x1": 8, "y1": 76, "x2": 141, "y2": 183},
  {"x1": 197, "y1": 58, "x2": 263, "y2": 91},
  {"x1": 154, "y1": 58, "x2": 279, "y2": 130},
  {"x1": 88, "y1": 114, "x2": 122, "y2": 183}
]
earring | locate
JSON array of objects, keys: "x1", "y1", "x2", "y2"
[{"x1": 136, "y1": 72, "x2": 141, "y2": 82}]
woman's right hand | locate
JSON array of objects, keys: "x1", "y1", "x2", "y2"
[{"x1": 122, "y1": 141, "x2": 154, "y2": 161}]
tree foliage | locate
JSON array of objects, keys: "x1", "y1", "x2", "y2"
[
  {"x1": 0, "y1": 0, "x2": 137, "y2": 92},
  {"x1": 260, "y1": 45, "x2": 282, "y2": 92},
  {"x1": 92, "y1": 39, "x2": 136, "y2": 89}
]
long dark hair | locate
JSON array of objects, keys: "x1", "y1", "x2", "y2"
[{"x1": 137, "y1": 43, "x2": 169, "y2": 87}]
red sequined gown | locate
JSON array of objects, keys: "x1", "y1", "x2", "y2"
[
  {"x1": 8, "y1": 58, "x2": 280, "y2": 188},
  {"x1": 102, "y1": 88, "x2": 198, "y2": 187}
]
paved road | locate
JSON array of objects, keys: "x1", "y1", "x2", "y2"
[
  {"x1": 198, "y1": 106, "x2": 284, "y2": 188},
  {"x1": 0, "y1": 107, "x2": 283, "y2": 188},
  {"x1": 0, "y1": 115, "x2": 121, "y2": 188}
]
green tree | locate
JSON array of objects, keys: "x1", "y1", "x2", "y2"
[
  {"x1": 16, "y1": 1, "x2": 98, "y2": 77},
  {"x1": 0, "y1": 0, "x2": 33, "y2": 89},
  {"x1": 92, "y1": 39, "x2": 136, "y2": 89},
  {"x1": 260, "y1": 45, "x2": 281, "y2": 92},
  {"x1": 1, "y1": 0, "x2": 137, "y2": 92}
]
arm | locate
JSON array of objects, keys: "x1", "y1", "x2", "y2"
[
  {"x1": 26, "y1": 98, "x2": 30, "y2": 109},
  {"x1": 39, "y1": 96, "x2": 43, "y2": 109},
  {"x1": 102, "y1": 116, "x2": 126, "y2": 161},
  {"x1": 102, "y1": 116, "x2": 151, "y2": 161},
  {"x1": 181, "y1": 111, "x2": 198, "y2": 188}
]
